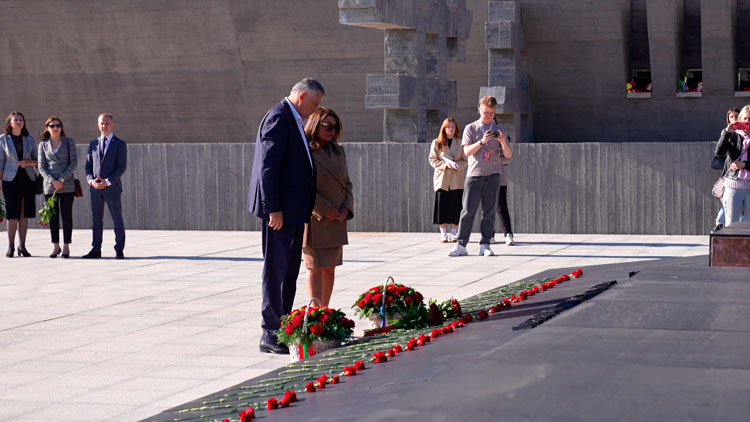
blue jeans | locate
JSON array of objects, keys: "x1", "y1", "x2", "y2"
[
  {"x1": 722, "y1": 188, "x2": 750, "y2": 226},
  {"x1": 715, "y1": 205, "x2": 744, "y2": 224}
]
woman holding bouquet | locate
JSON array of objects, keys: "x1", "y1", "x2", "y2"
[
  {"x1": 38, "y1": 116, "x2": 78, "y2": 258},
  {"x1": 0, "y1": 112, "x2": 38, "y2": 258},
  {"x1": 428, "y1": 117, "x2": 466, "y2": 243},
  {"x1": 302, "y1": 107, "x2": 353, "y2": 308}
]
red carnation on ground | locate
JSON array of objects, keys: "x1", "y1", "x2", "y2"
[
  {"x1": 284, "y1": 390, "x2": 297, "y2": 402},
  {"x1": 462, "y1": 314, "x2": 474, "y2": 323},
  {"x1": 387, "y1": 349, "x2": 395, "y2": 357},
  {"x1": 451, "y1": 299, "x2": 462, "y2": 317},
  {"x1": 418, "y1": 334, "x2": 430, "y2": 343},
  {"x1": 428, "y1": 303, "x2": 445, "y2": 326},
  {"x1": 431, "y1": 328, "x2": 441, "y2": 338},
  {"x1": 305, "y1": 381, "x2": 316, "y2": 392},
  {"x1": 562, "y1": 274, "x2": 570, "y2": 281},
  {"x1": 477, "y1": 310, "x2": 488, "y2": 320},
  {"x1": 393, "y1": 344, "x2": 403, "y2": 353},
  {"x1": 266, "y1": 398, "x2": 278, "y2": 410},
  {"x1": 355, "y1": 360, "x2": 366, "y2": 370},
  {"x1": 310, "y1": 323, "x2": 325, "y2": 336},
  {"x1": 489, "y1": 306, "x2": 497, "y2": 313},
  {"x1": 238, "y1": 407, "x2": 255, "y2": 421},
  {"x1": 331, "y1": 375, "x2": 340, "y2": 384}
]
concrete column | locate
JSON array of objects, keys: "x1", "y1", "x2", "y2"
[
  {"x1": 646, "y1": 0, "x2": 685, "y2": 96},
  {"x1": 700, "y1": 0, "x2": 737, "y2": 96}
]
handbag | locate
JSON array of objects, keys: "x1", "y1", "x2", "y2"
[
  {"x1": 711, "y1": 156, "x2": 725, "y2": 170},
  {"x1": 712, "y1": 177, "x2": 725, "y2": 198},
  {"x1": 64, "y1": 141, "x2": 84, "y2": 197},
  {"x1": 35, "y1": 173, "x2": 43, "y2": 195}
]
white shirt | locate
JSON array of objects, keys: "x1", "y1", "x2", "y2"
[
  {"x1": 91, "y1": 133, "x2": 114, "y2": 186},
  {"x1": 284, "y1": 97, "x2": 313, "y2": 169}
]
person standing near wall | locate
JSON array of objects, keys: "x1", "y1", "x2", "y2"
[
  {"x1": 37, "y1": 116, "x2": 78, "y2": 258},
  {"x1": 0, "y1": 112, "x2": 38, "y2": 257},
  {"x1": 249, "y1": 78, "x2": 323, "y2": 354},
  {"x1": 83, "y1": 113, "x2": 127, "y2": 259},
  {"x1": 492, "y1": 141, "x2": 514, "y2": 246},
  {"x1": 716, "y1": 105, "x2": 750, "y2": 226},
  {"x1": 712, "y1": 107, "x2": 741, "y2": 232},
  {"x1": 429, "y1": 117, "x2": 466, "y2": 243},
  {"x1": 449, "y1": 96, "x2": 512, "y2": 257}
]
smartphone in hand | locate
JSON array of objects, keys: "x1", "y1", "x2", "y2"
[{"x1": 732, "y1": 121, "x2": 750, "y2": 131}]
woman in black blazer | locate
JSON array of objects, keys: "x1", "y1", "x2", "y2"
[{"x1": 38, "y1": 116, "x2": 78, "y2": 258}]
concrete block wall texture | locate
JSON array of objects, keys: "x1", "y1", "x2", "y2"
[
  {"x1": 2, "y1": 0, "x2": 750, "y2": 143},
  {"x1": 2, "y1": 142, "x2": 721, "y2": 235}
]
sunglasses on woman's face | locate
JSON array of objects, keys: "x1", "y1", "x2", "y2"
[
  {"x1": 48, "y1": 124, "x2": 61, "y2": 129},
  {"x1": 319, "y1": 122, "x2": 338, "y2": 132}
]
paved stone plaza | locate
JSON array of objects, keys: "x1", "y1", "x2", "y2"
[{"x1": 0, "y1": 229, "x2": 707, "y2": 421}]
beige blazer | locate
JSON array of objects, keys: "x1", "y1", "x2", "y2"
[
  {"x1": 428, "y1": 138, "x2": 467, "y2": 191},
  {"x1": 303, "y1": 145, "x2": 354, "y2": 249}
]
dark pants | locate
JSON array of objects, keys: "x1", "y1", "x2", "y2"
[
  {"x1": 495, "y1": 185, "x2": 513, "y2": 236},
  {"x1": 90, "y1": 188, "x2": 125, "y2": 252},
  {"x1": 260, "y1": 216, "x2": 303, "y2": 343},
  {"x1": 44, "y1": 192, "x2": 75, "y2": 244},
  {"x1": 457, "y1": 174, "x2": 501, "y2": 246}
]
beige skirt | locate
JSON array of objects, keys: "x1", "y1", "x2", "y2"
[{"x1": 302, "y1": 245, "x2": 343, "y2": 269}]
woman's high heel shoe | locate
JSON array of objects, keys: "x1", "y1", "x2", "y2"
[
  {"x1": 50, "y1": 249, "x2": 61, "y2": 258},
  {"x1": 17, "y1": 246, "x2": 31, "y2": 257},
  {"x1": 5, "y1": 246, "x2": 13, "y2": 258}
]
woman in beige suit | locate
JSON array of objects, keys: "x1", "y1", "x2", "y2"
[
  {"x1": 428, "y1": 117, "x2": 467, "y2": 242},
  {"x1": 302, "y1": 107, "x2": 353, "y2": 308}
]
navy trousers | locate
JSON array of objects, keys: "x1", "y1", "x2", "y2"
[
  {"x1": 90, "y1": 188, "x2": 126, "y2": 252},
  {"x1": 260, "y1": 216, "x2": 304, "y2": 343}
]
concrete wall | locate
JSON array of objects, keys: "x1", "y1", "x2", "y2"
[
  {"x1": 1, "y1": 0, "x2": 746, "y2": 144},
  {"x1": 7, "y1": 142, "x2": 720, "y2": 236}
]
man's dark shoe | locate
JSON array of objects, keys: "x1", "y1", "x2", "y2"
[
  {"x1": 712, "y1": 223, "x2": 723, "y2": 233},
  {"x1": 82, "y1": 249, "x2": 101, "y2": 259},
  {"x1": 116, "y1": 251, "x2": 125, "y2": 259},
  {"x1": 259, "y1": 339, "x2": 289, "y2": 355}
]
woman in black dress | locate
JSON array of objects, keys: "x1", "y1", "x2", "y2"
[{"x1": 0, "y1": 112, "x2": 38, "y2": 257}]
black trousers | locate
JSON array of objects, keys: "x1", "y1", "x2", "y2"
[
  {"x1": 495, "y1": 185, "x2": 513, "y2": 235},
  {"x1": 44, "y1": 192, "x2": 75, "y2": 244},
  {"x1": 260, "y1": 216, "x2": 303, "y2": 343}
]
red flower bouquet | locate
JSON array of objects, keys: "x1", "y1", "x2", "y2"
[
  {"x1": 37, "y1": 191, "x2": 57, "y2": 227},
  {"x1": 276, "y1": 304, "x2": 355, "y2": 361},
  {"x1": 352, "y1": 279, "x2": 427, "y2": 328}
]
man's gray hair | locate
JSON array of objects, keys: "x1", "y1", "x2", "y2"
[{"x1": 290, "y1": 78, "x2": 325, "y2": 96}]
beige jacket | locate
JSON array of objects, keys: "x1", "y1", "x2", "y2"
[
  {"x1": 428, "y1": 138, "x2": 467, "y2": 191},
  {"x1": 303, "y1": 145, "x2": 354, "y2": 249}
]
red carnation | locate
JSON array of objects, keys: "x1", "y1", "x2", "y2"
[
  {"x1": 532, "y1": 286, "x2": 540, "y2": 293},
  {"x1": 451, "y1": 299, "x2": 462, "y2": 317},
  {"x1": 405, "y1": 297, "x2": 413, "y2": 306},
  {"x1": 291, "y1": 314, "x2": 302, "y2": 327},
  {"x1": 387, "y1": 349, "x2": 395, "y2": 357},
  {"x1": 371, "y1": 293, "x2": 383, "y2": 305},
  {"x1": 357, "y1": 299, "x2": 367, "y2": 308},
  {"x1": 310, "y1": 323, "x2": 325, "y2": 336},
  {"x1": 284, "y1": 390, "x2": 297, "y2": 402},
  {"x1": 266, "y1": 398, "x2": 278, "y2": 410},
  {"x1": 341, "y1": 317, "x2": 355, "y2": 329},
  {"x1": 477, "y1": 310, "x2": 488, "y2": 319},
  {"x1": 355, "y1": 360, "x2": 366, "y2": 370},
  {"x1": 385, "y1": 296, "x2": 394, "y2": 306},
  {"x1": 364, "y1": 293, "x2": 372, "y2": 303},
  {"x1": 413, "y1": 292, "x2": 423, "y2": 303},
  {"x1": 562, "y1": 274, "x2": 570, "y2": 281},
  {"x1": 239, "y1": 407, "x2": 255, "y2": 421},
  {"x1": 393, "y1": 344, "x2": 403, "y2": 353},
  {"x1": 451, "y1": 321, "x2": 460, "y2": 328},
  {"x1": 462, "y1": 314, "x2": 474, "y2": 323},
  {"x1": 319, "y1": 314, "x2": 330, "y2": 324},
  {"x1": 285, "y1": 323, "x2": 294, "y2": 334},
  {"x1": 331, "y1": 375, "x2": 339, "y2": 384},
  {"x1": 428, "y1": 303, "x2": 444, "y2": 326},
  {"x1": 489, "y1": 307, "x2": 497, "y2": 313},
  {"x1": 305, "y1": 381, "x2": 316, "y2": 392},
  {"x1": 431, "y1": 328, "x2": 441, "y2": 338}
]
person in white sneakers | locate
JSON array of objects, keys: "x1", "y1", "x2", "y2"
[
  {"x1": 449, "y1": 96, "x2": 512, "y2": 257},
  {"x1": 428, "y1": 117, "x2": 467, "y2": 243}
]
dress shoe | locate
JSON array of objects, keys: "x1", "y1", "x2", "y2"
[
  {"x1": 82, "y1": 249, "x2": 102, "y2": 259},
  {"x1": 17, "y1": 246, "x2": 31, "y2": 257},
  {"x1": 50, "y1": 248, "x2": 61, "y2": 258},
  {"x1": 61, "y1": 253, "x2": 70, "y2": 259},
  {"x1": 115, "y1": 251, "x2": 125, "y2": 259},
  {"x1": 5, "y1": 246, "x2": 13, "y2": 258},
  {"x1": 259, "y1": 339, "x2": 289, "y2": 355}
]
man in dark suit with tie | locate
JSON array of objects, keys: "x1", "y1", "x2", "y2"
[
  {"x1": 249, "y1": 78, "x2": 324, "y2": 354},
  {"x1": 83, "y1": 113, "x2": 127, "y2": 259}
]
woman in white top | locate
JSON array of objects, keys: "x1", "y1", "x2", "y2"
[{"x1": 428, "y1": 118, "x2": 467, "y2": 242}]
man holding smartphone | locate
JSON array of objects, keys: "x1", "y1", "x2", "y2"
[{"x1": 449, "y1": 96, "x2": 512, "y2": 257}]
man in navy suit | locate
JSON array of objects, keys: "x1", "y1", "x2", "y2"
[
  {"x1": 83, "y1": 113, "x2": 127, "y2": 259},
  {"x1": 249, "y1": 78, "x2": 324, "y2": 354}
]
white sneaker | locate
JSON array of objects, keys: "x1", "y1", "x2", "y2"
[
  {"x1": 505, "y1": 234, "x2": 515, "y2": 246},
  {"x1": 440, "y1": 232, "x2": 449, "y2": 243},
  {"x1": 449, "y1": 233, "x2": 458, "y2": 243},
  {"x1": 479, "y1": 244, "x2": 494, "y2": 256},
  {"x1": 448, "y1": 244, "x2": 468, "y2": 257},
  {"x1": 489, "y1": 236, "x2": 499, "y2": 244}
]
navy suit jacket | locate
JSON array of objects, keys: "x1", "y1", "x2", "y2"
[
  {"x1": 85, "y1": 135, "x2": 127, "y2": 193},
  {"x1": 248, "y1": 100, "x2": 316, "y2": 227}
]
